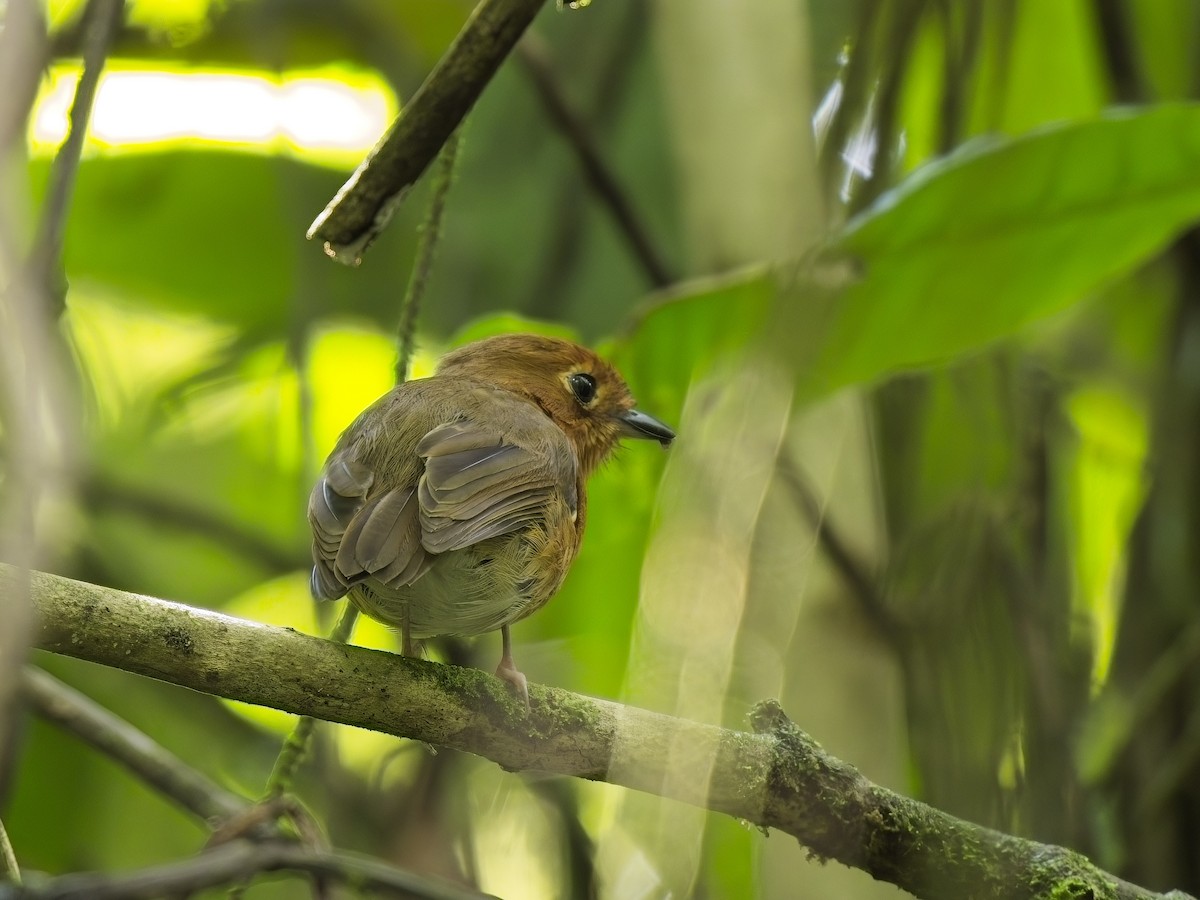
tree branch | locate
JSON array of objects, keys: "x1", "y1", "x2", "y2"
[
  {"x1": 32, "y1": 0, "x2": 126, "y2": 314},
  {"x1": 1, "y1": 839, "x2": 494, "y2": 900},
  {"x1": 306, "y1": 0, "x2": 547, "y2": 264},
  {"x1": 516, "y1": 33, "x2": 675, "y2": 289},
  {"x1": 20, "y1": 667, "x2": 248, "y2": 824},
  {"x1": 0, "y1": 817, "x2": 18, "y2": 886},
  {"x1": 14, "y1": 566, "x2": 1192, "y2": 900}
]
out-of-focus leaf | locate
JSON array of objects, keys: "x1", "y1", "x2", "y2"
[
  {"x1": 1064, "y1": 385, "x2": 1149, "y2": 686},
  {"x1": 30, "y1": 151, "x2": 421, "y2": 336},
  {"x1": 1128, "y1": 1, "x2": 1200, "y2": 101},
  {"x1": 802, "y1": 104, "x2": 1200, "y2": 398},
  {"x1": 611, "y1": 108, "x2": 1200, "y2": 412},
  {"x1": 66, "y1": 290, "x2": 236, "y2": 430},
  {"x1": 987, "y1": 0, "x2": 1105, "y2": 134},
  {"x1": 610, "y1": 267, "x2": 773, "y2": 426},
  {"x1": 306, "y1": 324, "x2": 405, "y2": 460},
  {"x1": 449, "y1": 313, "x2": 580, "y2": 347}
]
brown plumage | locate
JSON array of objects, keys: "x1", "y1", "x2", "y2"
[{"x1": 308, "y1": 333, "x2": 674, "y2": 702}]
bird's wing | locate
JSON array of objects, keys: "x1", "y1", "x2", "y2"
[
  {"x1": 309, "y1": 452, "x2": 432, "y2": 599},
  {"x1": 415, "y1": 420, "x2": 577, "y2": 554},
  {"x1": 308, "y1": 416, "x2": 577, "y2": 600},
  {"x1": 309, "y1": 455, "x2": 371, "y2": 599}
]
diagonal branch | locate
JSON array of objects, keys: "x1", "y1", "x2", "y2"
[
  {"x1": 13, "y1": 566, "x2": 1192, "y2": 900},
  {"x1": 776, "y1": 453, "x2": 904, "y2": 641},
  {"x1": 307, "y1": 0, "x2": 548, "y2": 264},
  {"x1": 21, "y1": 667, "x2": 248, "y2": 824},
  {"x1": 516, "y1": 34, "x2": 675, "y2": 288}
]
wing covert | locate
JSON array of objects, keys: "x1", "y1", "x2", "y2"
[{"x1": 416, "y1": 421, "x2": 576, "y2": 554}]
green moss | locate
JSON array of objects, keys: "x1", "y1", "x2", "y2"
[
  {"x1": 1027, "y1": 850, "x2": 1118, "y2": 900},
  {"x1": 536, "y1": 690, "x2": 605, "y2": 734},
  {"x1": 1042, "y1": 878, "x2": 1115, "y2": 900}
]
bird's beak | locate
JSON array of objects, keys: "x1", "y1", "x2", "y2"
[{"x1": 618, "y1": 408, "x2": 675, "y2": 448}]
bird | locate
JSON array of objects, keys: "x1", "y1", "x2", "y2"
[{"x1": 307, "y1": 333, "x2": 675, "y2": 704}]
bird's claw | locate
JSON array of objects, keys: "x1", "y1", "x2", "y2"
[{"x1": 495, "y1": 659, "x2": 529, "y2": 708}]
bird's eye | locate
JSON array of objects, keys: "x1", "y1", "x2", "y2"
[{"x1": 568, "y1": 372, "x2": 598, "y2": 405}]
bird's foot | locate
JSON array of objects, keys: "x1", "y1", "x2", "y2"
[{"x1": 495, "y1": 657, "x2": 529, "y2": 708}]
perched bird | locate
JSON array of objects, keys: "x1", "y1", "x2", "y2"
[{"x1": 308, "y1": 333, "x2": 674, "y2": 702}]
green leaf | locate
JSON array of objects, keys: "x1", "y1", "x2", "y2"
[
  {"x1": 448, "y1": 313, "x2": 580, "y2": 347},
  {"x1": 610, "y1": 267, "x2": 773, "y2": 427},
  {"x1": 32, "y1": 151, "x2": 422, "y2": 336},
  {"x1": 609, "y1": 107, "x2": 1200, "y2": 415},
  {"x1": 801, "y1": 103, "x2": 1200, "y2": 398}
]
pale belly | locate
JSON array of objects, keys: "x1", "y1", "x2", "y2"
[{"x1": 350, "y1": 535, "x2": 551, "y2": 638}]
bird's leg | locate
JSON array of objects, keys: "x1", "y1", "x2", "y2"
[
  {"x1": 400, "y1": 612, "x2": 422, "y2": 658},
  {"x1": 495, "y1": 624, "x2": 529, "y2": 706}
]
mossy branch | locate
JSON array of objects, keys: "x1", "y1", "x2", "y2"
[{"x1": 13, "y1": 565, "x2": 1193, "y2": 900}]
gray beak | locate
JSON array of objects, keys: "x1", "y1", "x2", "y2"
[{"x1": 619, "y1": 408, "x2": 675, "y2": 448}]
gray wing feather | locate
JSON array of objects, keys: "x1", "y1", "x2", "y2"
[
  {"x1": 416, "y1": 422, "x2": 574, "y2": 555},
  {"x1": 332, "y1": 488, "x2": 427, "y2": 591},
  {"x1": 309, "y1": 416, "x2": 576, "y2": 600},
  {"x1": 308, "y1": 456, "x2": 373, "y2": 600}
]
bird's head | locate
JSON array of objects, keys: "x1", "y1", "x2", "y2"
[{"x1": 437, "y1": 333, "x2": 675, "y2": 477}]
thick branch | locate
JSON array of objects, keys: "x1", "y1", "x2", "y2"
[
  {"x1": 14, "y1": 566, "x2": 1192, "y2": 900},
  {"x1": 307, "y1": 0, "x2": 547, "y2": 264}
]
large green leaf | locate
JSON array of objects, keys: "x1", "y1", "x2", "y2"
[
  {"x1": 806, "y1": 103, "x2": 1200, "y2": 394},
  {"x1": 636, "y1": 105, "x2": 1200, "y2": 405},
  {"x1": 610, "y1": 267, "x2": 774, "y2": 426}
]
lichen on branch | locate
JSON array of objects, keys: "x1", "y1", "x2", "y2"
[{"x1": 12, "y1": 565, "x2": 1193, "y2": 900}]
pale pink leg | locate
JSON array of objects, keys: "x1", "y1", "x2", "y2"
[{"x1": 495, "y1": 625, "x2": 529, "y2": 706}]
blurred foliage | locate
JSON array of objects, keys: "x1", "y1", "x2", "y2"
[{"x1": 5, "y1": 0, "x2": 1200, "y2": 898}]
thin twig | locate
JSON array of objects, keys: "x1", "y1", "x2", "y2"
[
  {"x1": 395, "y1": 133, "x2": 461, "y2": 385},
  {"x1": 0, "y1": 818, "x2": 18, "y2": 886},
  {"x1": 21, "y1": 667, "x2": 249, "y2": 824},
  {"x1": 308, "y1": 0, "x2": 548, "y2": 263},
  {"x1": 32, "y1": 0, "x2": 126, "y2": 314},
  {"x1": 22, "y1": 566, "x2": 1193, "y2": 900},
  {"x1": 525, "y1": 0, "x2": 646, "y2": 315},
  {"x1": 517, "y1": 33, "x2": 675, "y2": 289},
  {"x1": 3, "y1": 839, "x2": 495, "y2": 900}
]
